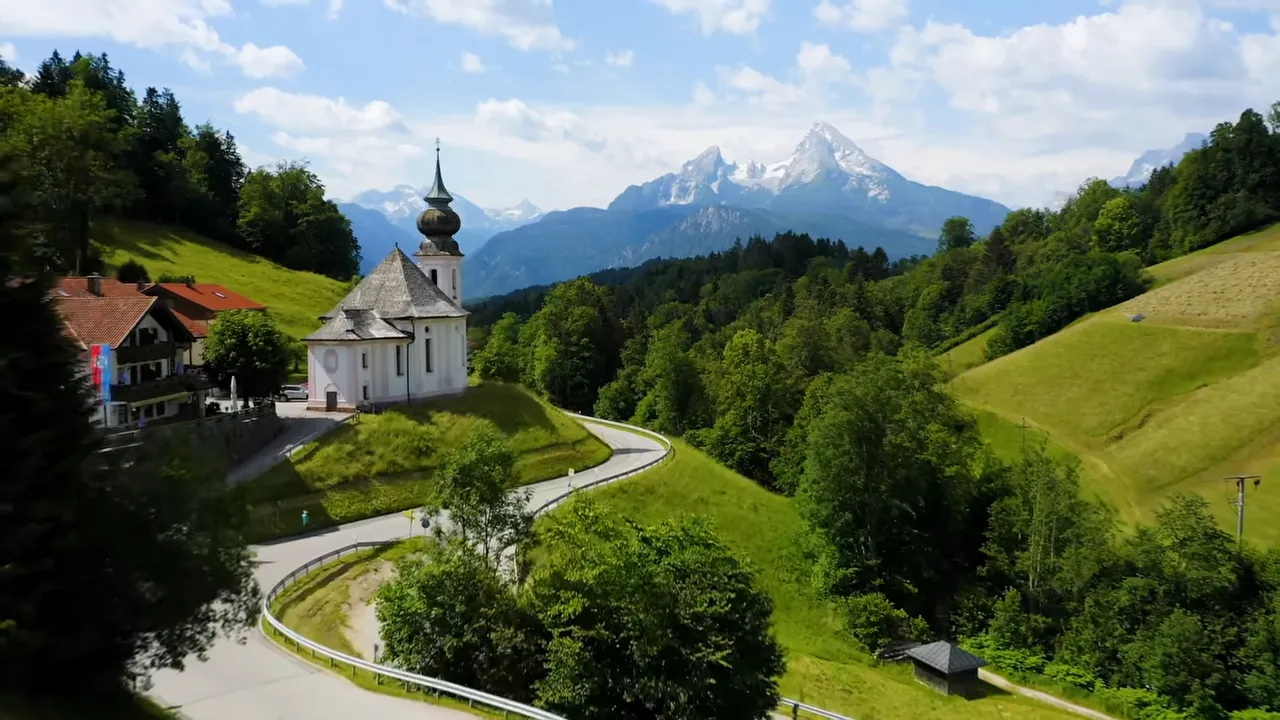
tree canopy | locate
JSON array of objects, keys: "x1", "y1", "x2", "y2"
[
  {"x1": 0, "y1": 151, "x2": 258, "y2": 697},
  {"x1": 0, "y1": 49, "x2": 359, "y2": 281},
  {"x1": 202, "y1": 309, "x2": 290, "y2": 399}
]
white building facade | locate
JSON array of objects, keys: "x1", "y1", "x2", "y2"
[{"x1": 305, "y1": 150, "x2": 470, "y2": 412}]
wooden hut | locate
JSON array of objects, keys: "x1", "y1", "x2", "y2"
[{"x1": 904, "y1": 641, "x2": 987, "y2": 697}]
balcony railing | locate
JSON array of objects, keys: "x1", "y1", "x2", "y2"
[
  {"x1": 112, "y1": 370, "x2": 212, "y2": 405},
  {"x1": 116, "y1": 341, "x2": 183, "y2": 365}
]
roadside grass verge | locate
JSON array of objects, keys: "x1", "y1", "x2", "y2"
[
  {"x1": 264, "y1": 543, "x2": 500, "y2": 719},
  {"x1": 543, "y1": 439, "x2": 1080, "y2": 720},
  {"x1": 93, "y1": 219, "x2": 348, "y2": 340},
  {"x1": 241, "y1": 382, "x2": 611, "y2": 541}
]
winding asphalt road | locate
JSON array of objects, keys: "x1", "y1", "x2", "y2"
[{"x1": 148, "y1": 421, "x2": 667, "y2": 720}]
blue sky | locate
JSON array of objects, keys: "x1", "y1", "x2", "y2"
[{"x1": 3, "y1": 0, "x2": 1280, "y2": 211}]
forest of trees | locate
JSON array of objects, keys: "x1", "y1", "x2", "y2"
[
  {"x1": 0, "y1": 50, "x2": 359, "y2": 280},
  {"x1": 468, "y1": 104, "x2": 1280, "y2": 720}
]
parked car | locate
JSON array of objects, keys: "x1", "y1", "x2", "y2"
[{"x1": 275, "y1": 384, "x2": 308, "y2": 402}]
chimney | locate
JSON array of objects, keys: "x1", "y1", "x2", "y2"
[
  {"x1": 136, "y1": 279, "x2": 146, "y2": 292},
  {"x1": 86, "y1": 273, "x2": 102, "y2": 297},
  {"x1": 185, "y1": 276, "x2": 194, "y2": 289}
]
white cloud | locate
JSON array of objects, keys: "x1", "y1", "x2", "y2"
[
  {"x1": 0, "y1": 0, "x2": 307, "y2": 78},
  {"x1": 260, "y1": 0, "x2": 308, "y2": 5},
  {"x1": 225, "y1": 0, "x2": 1280, "y2": 212},
  {"x1": 383, "y1": 0, "x2": 574, "y2": 52},
  {"x1": 796, "y1": 41, "x2": 852, "y2": 84},
  {"x1": 649, "y1": 0, "x2": 770, "y2": 35},
  {"x1": 692, "y1": 81, "x2": 716, "y2": 106},
  {"x1": 870, "y1": 0, "x2": 1268, "y2": 149},
  {"x1": 717, "y1": 66, "x2": 806, "y2": 107},
  {"x1": 234, "y1": 87, "x2": 407, "y2": 133},
  {"x1": 460, "y1": 51, "x2": 486, "y2": 73},
  {"x1": 709, "y1": 41, "x2": 852, "y2": 107},
  {"x1": 325, "y1": 0, "x2": 342, "y2": 18},
  {"x1": 814, "y1": 0, "x2": 908, "y2": 33},
  {"x1": 605, "y1": 49, "x2": 634, "y2": 67},
  {"x1": 234, "y1": 43, "x2": 305, "y2": 78},
  {"x1": 0, "y1": 41, "x2": 17, "y2": 62}
]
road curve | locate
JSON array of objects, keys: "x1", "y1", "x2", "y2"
[{"x1": 148, "y1": 421, "x2": 667, "y2": 720}]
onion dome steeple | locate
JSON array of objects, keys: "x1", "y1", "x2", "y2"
[{"x1": 415, "y1": 140, "x2": 463, "y2": 256}]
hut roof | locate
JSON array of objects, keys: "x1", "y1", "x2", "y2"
[{"x1": 905, "y1": 641, "x2": 987, "y2": 674}]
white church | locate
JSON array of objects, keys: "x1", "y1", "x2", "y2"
[{"x1": 304, "y1": 148, "x2": 469, "y2": 412}]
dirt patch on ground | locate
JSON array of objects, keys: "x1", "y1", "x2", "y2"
[
  {"x1": 342, "y1": 559, "x2": 395, "y2": 661},
  {"x1": 1119, "y1": 251, "x2": 1280, "y2": 329}
]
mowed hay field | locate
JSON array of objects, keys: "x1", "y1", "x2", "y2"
[
  {"x1": 552, "y1": 440, "x2": 1080, "y2": 720},
  {"x1": 93, "y1": 219, "x2": 348, "y2": 339},
  {"x1": 954, "y1": 223, "x2": 1280, "y2": 545}
]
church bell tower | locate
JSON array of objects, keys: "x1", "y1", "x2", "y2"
[{"x1": 413, "y1": 140, "x2": 464, "y2": 304}]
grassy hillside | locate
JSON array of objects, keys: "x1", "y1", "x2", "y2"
[
  {"x1": 242, "y1": 381, "x2": 611, "y2": 540},
  {"x1": 551, "y1": 440, "x2": 1078, "y2": 720},
  {"x1": 954, "y1": 223, "x2": 1280, "y2": 544},
  {"x1": 92, "y1": 219, "x2": 348, "y2": 339}
]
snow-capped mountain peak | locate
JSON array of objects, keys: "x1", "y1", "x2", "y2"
[
  {"x1": 1110, "y1": 132, "x2": 1206, "y2": 188},
  {"x1": 486, "y1": 198, "x2": 543, "y2": 223},
  {"x1": 681, "y1": 146, "x2": 732, "y2": 177}
]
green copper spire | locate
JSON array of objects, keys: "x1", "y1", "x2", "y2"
[{"x1": 424, "y1": 138, "x2": 453, "y2": 206}]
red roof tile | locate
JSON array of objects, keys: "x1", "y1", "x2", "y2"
[
  {"x1": 171, "y1": 309, "x2": 211, "y2": 338},
  {"x1": 52, "y1": 277, "x2": 148, "y2": 299},
  {"x1": 55, "y1": 297, "x2": 157, "y2": 349},
  {"x1": 149, "y1": 283, "x2": 265, "y2": 312}
]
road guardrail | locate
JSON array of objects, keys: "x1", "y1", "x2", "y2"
[{"x1": 260, "y1": 415, "x2": 851, "y2": 720}]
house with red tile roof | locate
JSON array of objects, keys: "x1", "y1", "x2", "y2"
[
  {"x1": 52, "y1": 274, "x2": 269, "y2": 368},
  {"x1": 53, "y1": 275, "x2": 212, "y2": 429},
  {"x1": 142, "y1": 278, "x2": 266, "y2": 366}
]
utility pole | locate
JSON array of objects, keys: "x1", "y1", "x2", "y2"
[
  {"x1": 1020, "y1": 417, "x2": 1029, "y2": 454},
  {"x1": 1224, "y1": 475, "x2": 1262, "y2": 547}
]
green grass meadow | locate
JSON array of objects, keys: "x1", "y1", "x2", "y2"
[
  {"x1": 242, "y1": 382, "x2": 612, "y2": 540},
  {"x1": 93, "y1": 219, "x2": 348, "y2": 340},
  {"x1": 953, "y1": 223, "x2": 1280, "y2": 544},
  {"x1": 550, "y1": 440, "x2": 1079, "y2": 720}
]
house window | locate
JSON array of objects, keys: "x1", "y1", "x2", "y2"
[
  {"x1": 115, "y1": 405, "x2": 127, "y2": 425},
  {"x1": 430, "y1": 269, "x2": 438, "y2": 286},
  {"x1": 451, "y1": 268, "x2": 457, "y2": 294},
  {"x1": 362, "y1": 385, "x2": 369, "y2": 400},
  {"x1": 361, "y1": 351, "x2": 368, "y2": 369},
  {"x1": 155, "y1": 401, "x2": 166, "y2": 417},
  {"x1": 424, "y1": 338, "x2": 432, "y2": 372},
  {"x1": 395, "y1": 345, "x2": 403, "y2": 376}
]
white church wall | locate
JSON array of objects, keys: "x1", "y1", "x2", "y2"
[{"x1": 413, "y1": 254, "x2": 462, "y2": 304}]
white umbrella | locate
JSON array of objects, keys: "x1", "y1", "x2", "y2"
[{"x1": 229, "y1": 375, "x2": 238, "y2": 410}]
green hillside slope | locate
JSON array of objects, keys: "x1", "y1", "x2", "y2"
[
  {"x1": 93, "y1": 220, "x2": 348, "y2": 339},
  {"x1": 953, "y1": 223, "x2": 1280, "y2": 545},
  {"x1": 243, "y1": 381, "x2": 611, "y2": 540},
  {"x1": 557, "y1": 440, "x2": 1079, "y2": 720}
]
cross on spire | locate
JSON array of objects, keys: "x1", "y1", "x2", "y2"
[{"x1": 435, "y1": 137, "x2": 441, "y2": 155}]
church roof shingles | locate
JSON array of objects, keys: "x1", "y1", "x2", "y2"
[{"x1": 306, "y1": 248, "x2": 465, "y2": 343}]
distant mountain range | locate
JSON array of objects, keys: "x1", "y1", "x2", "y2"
[
  {"x1": 342, "y1": 186, "x2": 543, "y2": 273},
  {"x1": 463, "y1": 122, "x2": 1008, "y2": 299},
  {"x1": 344, "y1": 122, "x2": 1012, "y2": 298},
  {"x1": 1110, "y1": 132, "x2": 1206, "y2": 188}
]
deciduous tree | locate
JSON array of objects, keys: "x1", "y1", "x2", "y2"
[
  {"x1": 202, "y1": 309, "x2": 290, "y2": 400},
  {"x1": 531, "y1": 501, "x2": 785, "y2": 720}
]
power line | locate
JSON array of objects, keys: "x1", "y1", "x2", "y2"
[{"x1": 1223, "y1": 475, "x2": 1262, "y2": 548}]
